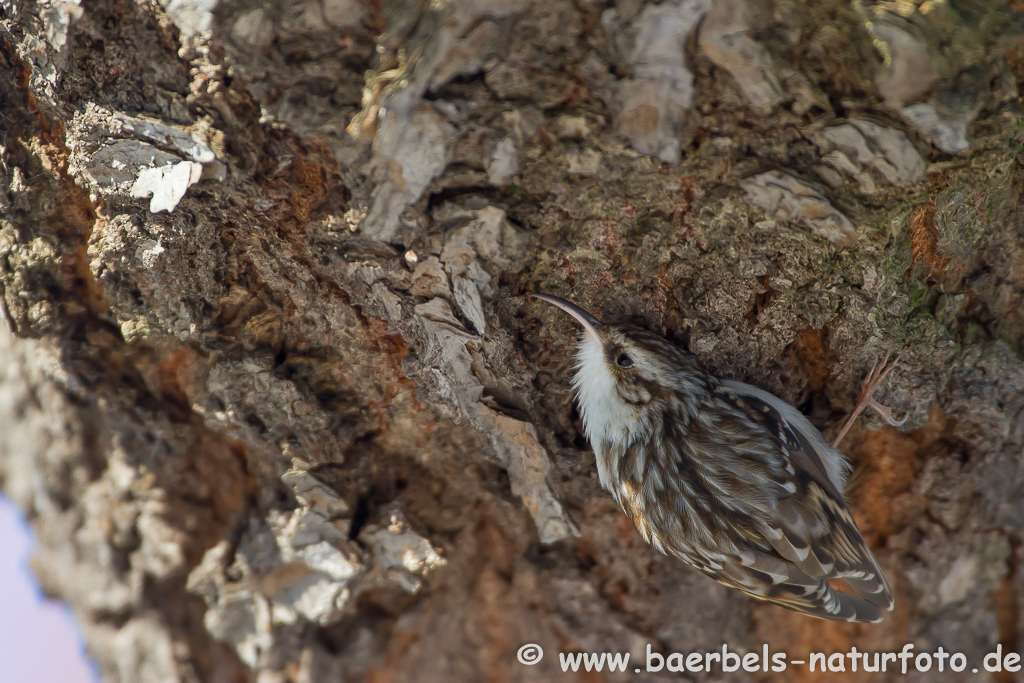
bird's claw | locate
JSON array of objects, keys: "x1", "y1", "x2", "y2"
[
  {"x1": 832, "y1": 353, "x2": 906, "y2": 448},
  {"x1": 867, "y1": 398, "x2": 908, "y2": 427}
]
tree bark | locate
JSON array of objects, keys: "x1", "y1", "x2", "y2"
[{"x1": 2, "y1": 0, "x2": 1024, "y2": 681}]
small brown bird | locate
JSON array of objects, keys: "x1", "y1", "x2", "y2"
[{"x1": 534, "y1": 294, "x2": 896, "y2": 622}]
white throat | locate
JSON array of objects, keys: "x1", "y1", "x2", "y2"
[{"x1": 571, "y1": 335, "x2": 637, "y2": 490}]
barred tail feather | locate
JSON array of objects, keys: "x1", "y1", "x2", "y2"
[
  {"x1": 760, "y1": 581, "x2": 885, "y2": 623},
  {"x1": 842, "y1": 575, "x2": 894, "y2": 610}
]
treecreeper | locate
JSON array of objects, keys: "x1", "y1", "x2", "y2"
[{"x1": 534, "y1": 293, "x2": 902, "y2": 623}]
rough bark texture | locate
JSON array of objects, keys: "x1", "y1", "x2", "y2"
[{"x1": 2, "y1": 0, "x2": 1024, "y2": 681}]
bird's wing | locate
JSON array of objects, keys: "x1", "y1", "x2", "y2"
[
  {"x1": 718, "y1": 380, "x2": 849, "y2": 492},
  {"x1": 694, "y1": 380, "x2": 893, "y2": 621}
]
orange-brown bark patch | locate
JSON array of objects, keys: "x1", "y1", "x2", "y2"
[
  {"x1": 789, "y1": 327, "x2": 830, "y2": 392},
  {"x1": 907, "y1": 201, "x2": 949, "y2": 281}
]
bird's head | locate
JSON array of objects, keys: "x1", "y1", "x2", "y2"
[{"x1": 533, "y1": 294, "x2": 706, "y2": 442}]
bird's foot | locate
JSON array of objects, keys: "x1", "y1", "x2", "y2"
[{"x1": 832, "y1": 352, "x2": 907, "y2": 448}]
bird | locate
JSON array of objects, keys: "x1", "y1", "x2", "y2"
[{"x1": 532, "y1": 293, "x2": 899, "y2": 623}]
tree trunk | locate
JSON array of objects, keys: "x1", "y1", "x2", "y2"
[{"x1": 2, "y1": 0, "x2": 1024, "y2": 681}]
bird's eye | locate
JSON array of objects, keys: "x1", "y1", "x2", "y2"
[{"x1": 616, "y1": 353, "x2": 634, "y2": 368}]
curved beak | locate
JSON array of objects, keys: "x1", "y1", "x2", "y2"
[{"x1": 532, "y1": 294, "x2": 604, "y2": 343}]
